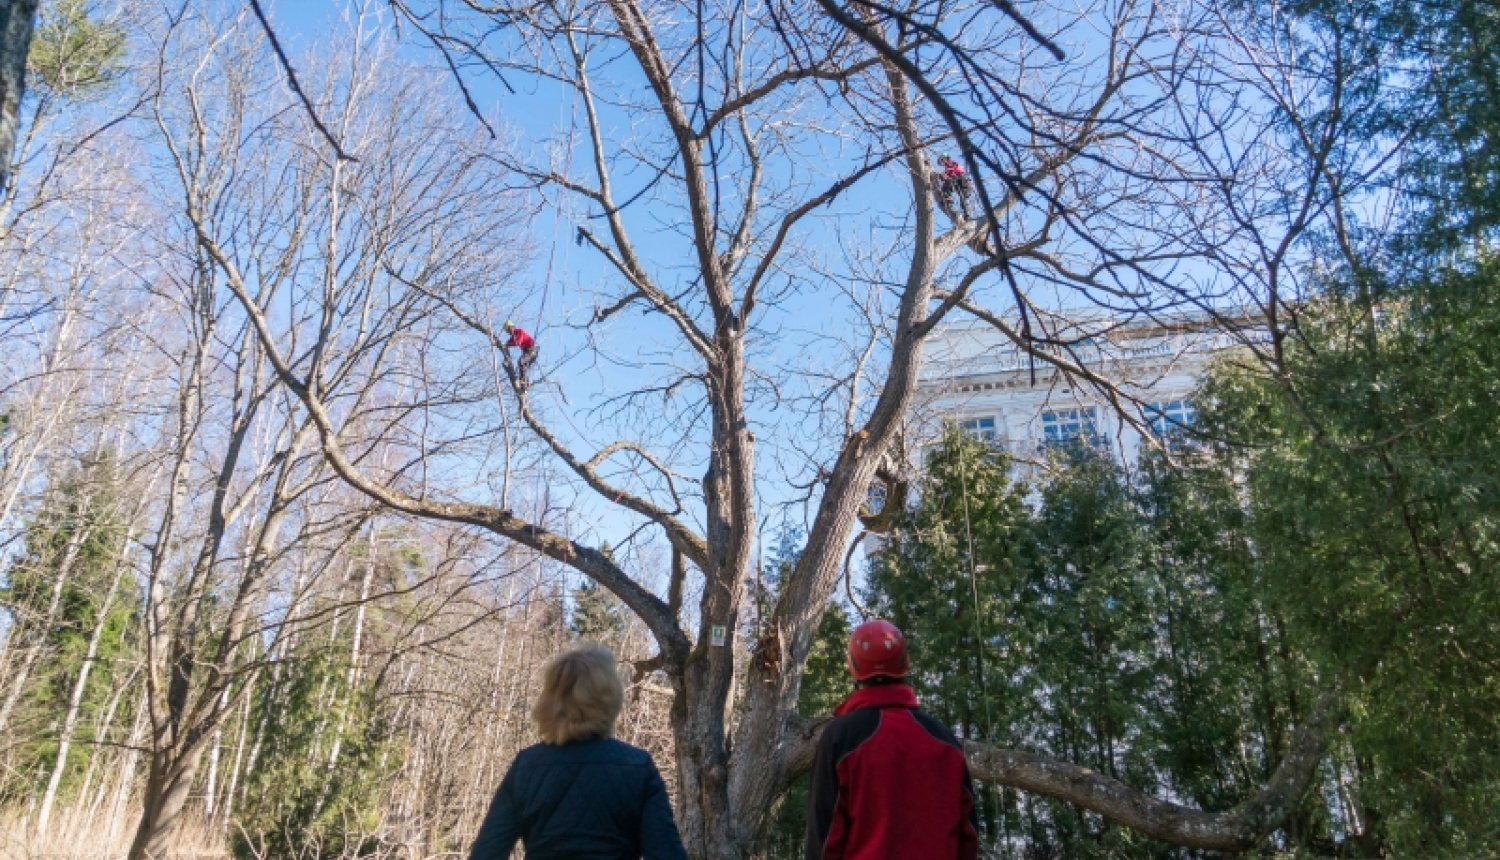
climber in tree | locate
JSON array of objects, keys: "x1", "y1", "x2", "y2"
[
  {"x1": 935, "y1": 154, "x2": 973, "y2": 219},
  {"x1": 503, "y1": 320, "x2": 538, "y2": 390}
]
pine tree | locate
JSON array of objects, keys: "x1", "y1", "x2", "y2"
[
  {"x1": 571, "y1": 579, "x2": 625, "y2": 643},
  {"x1": 1196, "y1": 260, "x2": 1500, "y2": 854},
  {"x1": 868, "y1": 430, "x2": 1032, "y2": 746},
  {"x1": 25, "y1": 0, "x2": 125, "y2": 97},
  {"x1": 866, "y1": 429, "x2": 1036, "y2": 851},
  {"x1": 572, "y1": 543, "x2": 625, "y2": 643}
]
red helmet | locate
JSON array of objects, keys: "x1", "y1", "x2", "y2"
[{"x1": 847, "y1": 619, "x2": 909, "y2": 681}]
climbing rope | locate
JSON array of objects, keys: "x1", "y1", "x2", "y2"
[
  {"x1": 845, "y1": 439, "x2": 1001, "y2": 745},
  {"x1": 956, "y1": 450, "x2": 1006, "y2": 833},
  {"x1": 532, "y1": 88, "x2": 579, "y2": 336}
]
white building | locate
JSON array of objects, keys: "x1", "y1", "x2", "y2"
[{"x1": 914, "y1": 310, "x2": 1255, "y2": 468}]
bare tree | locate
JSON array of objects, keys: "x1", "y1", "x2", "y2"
[
  {"x1": 201, "y1": 0, "x2": 1345, "y2": 856},
  {"x1": 121, "y1": 6, "x2": 537, "y2": 856}
]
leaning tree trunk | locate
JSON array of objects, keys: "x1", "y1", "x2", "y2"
[
  {"x1": 0, "y1": 0, "x2": 37, "y2": 190},
  {"x1": 127, "y1": 745, "x2": 206, "y2": 860}
]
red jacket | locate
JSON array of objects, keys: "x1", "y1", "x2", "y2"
[
  {"x1": 942, "y1": 161, "x2": 966, "y2": 179},
  {"x1": 806, "y1": 684, "x2": 978, "y2": 860},
  {"x1": 505, "y1": 327, "x2": 535, "y2": 351}
]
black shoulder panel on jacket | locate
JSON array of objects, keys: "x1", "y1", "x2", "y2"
[
  {"x1": 806, "y1": 709, "x2": 884, "y2": 860},
  {"x1": 912, "y1": 709, "x2": 965, "y2": 751},
  {"x1": 824, "y1": 708, "x2": 883, "y2": 763}
]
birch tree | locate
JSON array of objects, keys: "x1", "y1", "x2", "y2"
[{"x1": 123, "y1": 6, "x2": 535, "y2": 856}]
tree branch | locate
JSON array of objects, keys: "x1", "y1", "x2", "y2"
[
  {"x1": 195, "y1": 224, "x2": 690, "y2": 658},
  {"x1": 382, "y1": 264, "x2": 713, "y2": 571},
  {"x1": 781, "y1": 689, "x2": 1340, "y2": 851},
  {"x1": 742, "y1": 149, "x2": 908, "y2": 321},
  {"x1": 246, "y1": 0, "x2": 357, "y2": 163},
  {"x1": 965, "y1": 689, "x2": 1340, "y2": 851},
  {"x1": 698, "y1": 56, "x2": 881, "y2": 138}
]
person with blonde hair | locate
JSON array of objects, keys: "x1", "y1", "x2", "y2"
[{"x1": 469, "y1": 643, "x2": 687, "y2": 860}]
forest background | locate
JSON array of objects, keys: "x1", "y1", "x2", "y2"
[{"x1": 0, "y1": 0, "x2": 1497, "y2": 858}]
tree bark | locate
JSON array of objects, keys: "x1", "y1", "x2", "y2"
[
  {"x1": 0, "y1": 0, "x2": 38, "y2": 190},
  {"x1": 728, "y1": 11, "x2": 939, "y2": 850},
  {"x1": 127, "y1": 744, "x2": 207, "y2": 860}
]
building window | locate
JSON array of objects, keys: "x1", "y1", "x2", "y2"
[
  {"x1": 1041, "y1": 407, "x2": 1104, "y2": 449},
  {"x1": 959, "y1": 416, "x2": 998, "y2": 443},
  {"x1": 1145, "y1": 400, "x2": 1196, "y2": 436}
]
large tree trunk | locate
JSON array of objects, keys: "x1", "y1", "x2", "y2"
[
  {"x1": 127, "y1": 745, "x2": 206, "y2": 860},
  {"x1": 723, "y1": 14, "x2": 941, "y2": 852},
  {"x1": 671, "y1": 653, "x2": 741, "y2": 860},
  {"x1": 0, "y1": 0, "x2": 37, "y2": 190}
]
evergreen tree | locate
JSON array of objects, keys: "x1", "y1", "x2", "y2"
[
  {"x1": 1016, "y1": 447, "x2": 1175, "y2": 858},
  {"x1": 232, "y1": 641, "x2": 394, "y2": 860},
  {"x1": 571, "y1": 579, "x2": 625, "y2": 643},
  {"x1": 25, "y1": 0, "x2": 125, "y2": 97},
  {"x1": 572, "y1": 543, "x2": 626, "y2": 643},
  {"x1": 1269, "y1": 0, "x2": 1500, "y2": 248},
  {"x1": 864, "y1": 432, "x2": 1339, "y2": 857},
  {"x1": 1198, "y1": 261, "x2": 1500, "y2": 854},
  {"x1": 0, "y1": 456, "x2": 137, "y2": 804},
  {"x1": 1135, "y1": 447, "x2": 1330, "y2": 848},
  {"x1": 868, "y1": 430, "x2": 1031, "y2": 746},
  {"x1": 231, "y1": 534, "x2": 418, "y2": 860},
  {"x1": 866, "y1": 430, "x2": 1037, "y2": 854},
  {"x1": 761, "y1": 525, "x2": 854, "y2": 859}
]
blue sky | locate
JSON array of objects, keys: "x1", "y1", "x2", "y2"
[
  {"x1": 252, "y1": 2, "x2": 904, "y2": 572},
  {"x1": 244, "y1": 0, "x2": 1218, "y2": 591}
]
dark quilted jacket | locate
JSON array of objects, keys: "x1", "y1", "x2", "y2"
[{"x1": 468, "y1": 737, "x2": 688, "y2": 860}]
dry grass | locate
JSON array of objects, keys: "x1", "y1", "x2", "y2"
[{"x1": 0, "y1": 805, "x2": 228, "y2": 860}]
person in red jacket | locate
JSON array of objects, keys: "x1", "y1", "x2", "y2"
[
  {"x1": 806, "y1": 619, "x2": 979, "y2": 860},
  {"x1": 935, "y1": 154, "x2": 973, "y2": 218},
  {"x1": 503, "y1": 320, "x2": 538, "y2": 389}
]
